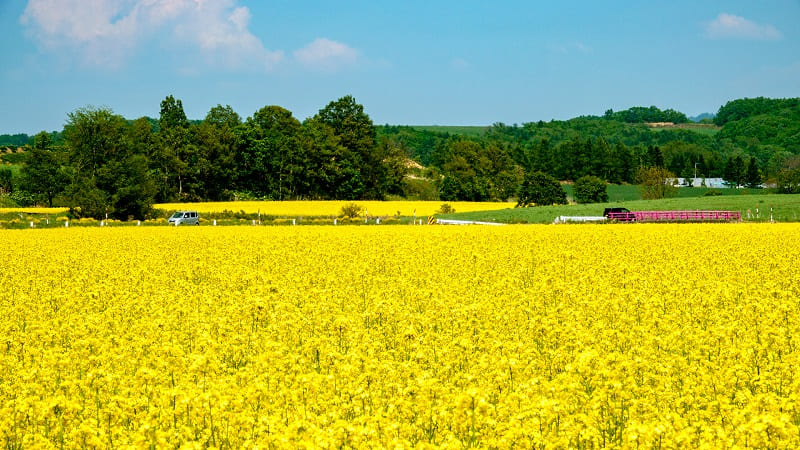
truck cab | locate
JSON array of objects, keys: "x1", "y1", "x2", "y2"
[{"x1": 603, "y1": 207, "x2": 635, "y2": 222}]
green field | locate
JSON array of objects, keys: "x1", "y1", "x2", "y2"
[
  {"x1": 440, "y1": 193, "x2": 800, "y2": 223},
  {"x1": 562, "y1": 184, "x2": 770, "y2": 202},
  {"x1": 648, "y1": 123, "x2": 721, "y2": 136}
]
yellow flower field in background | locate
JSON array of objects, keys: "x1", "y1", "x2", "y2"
[
  {"x1": 155, "y1": 200, "x2": 512, "y2": 217},
  {"x1": 2, "y1": 224, "x2": 800, "y2": 448},
  {"x1": 0, "y1": 207, "x2": 68, "y2": 214}
]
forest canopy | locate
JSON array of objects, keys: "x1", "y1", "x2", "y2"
[{"x1": 2, "y1": 96, "x2": 799, "y2": 215}]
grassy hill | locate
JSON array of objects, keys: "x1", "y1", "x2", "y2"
[{"x1": 647, "y1": 122, "x2": 721, "y2": 136}]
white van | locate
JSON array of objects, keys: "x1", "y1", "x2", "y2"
[{"x1": 168, "y1": 211, "x2": 200, "y2": 226}]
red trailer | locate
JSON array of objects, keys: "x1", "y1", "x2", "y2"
[{"x1": 604, "y1": 208, "x2": 740, "y2": 222}]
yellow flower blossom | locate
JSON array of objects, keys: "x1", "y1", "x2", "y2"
[{"x1": 1, "y1": 224, "x2": 800, "y2": 447}]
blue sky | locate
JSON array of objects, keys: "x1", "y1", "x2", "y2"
[{"x1": 1, "y1": 0, "x2": 798, "y2": 134}]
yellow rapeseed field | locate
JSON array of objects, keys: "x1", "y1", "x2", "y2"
[
  {"x1": 2, "y1": 224, "x2": 800, "y2": 448},
  {"x1": 154, "y1": 200, "x2": 511, "y2": 217},
  {"x1": 0, "y1": 207, "x2": 69, "y2": 214}
]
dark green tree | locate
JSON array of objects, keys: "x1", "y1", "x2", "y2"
[
  {"x1": 573, "y1": 175, "x2": 608, "y2": 204},
  {"x1": 159, "y1": 95, "x2": 189, "y2": 129},
  {"x1": 609, "y1": 142, "x2": 634, "y2": 183},
  {"x1": 439, "y1": 154, "x2": 483, "y2": 201},
  {"x1": 300, "y1": 117, "x2": 357, "y2": 199},
  {"x1": 236, "y1": 105, "x2": 304, "y2": 199},
  {"x1": 516, "y1": 171, "x2": 567, "y2": 207},
  {"x1": 647, "y1": 145, "x2": 665, "y2": 168},
  {"x1": 0, "y1": 167, "x2": 12, "y2": 194},
  {"x1": 437, "y1": 140, "x2": 487, "y2": 201},
  {"x1": 723, "y1": 156, "x2": 746, "y2": 188},
  {"x1": 60, "y1": 181, "x2": 108, "y2": 219},
  {"x1": 187, "y1": 105, "x2": 240, "y2": 200},
  {"x1": 97, "y1": 153, "x2": 156, "y2": 219},
  {"x1": 314, "y1": 95, "x2": 394, "y2": 199},
  {"x1": 154, "y1": 95, "x2": 191, "y2": 200},
  {"x1": 745, "y1": 157, "x2": 762, "y2": 188},
  {"x1": 66, "y1": 108, "x2": 129, "y2": 178},
  {"x1": 697, "y1": 154, "x2": 708, "y2": 178},
  {"x1": 62, "y1": 107, "x2": 155, "y2": 219},
  {"x1": 19, "y1": 131, "x2": 68, "y2": 206}
]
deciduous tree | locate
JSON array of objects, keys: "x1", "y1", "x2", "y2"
[
  {"x1": 20, "y1": 131, "x2": 68, "y2": 206},
  {"x1": 745, "y1": 157, "x2": 762, "y2": 188},
  {"x1": 516, "y1": 171, "x2": 567, "y2": 207},
  {"x1": 635, "y1": 166, "x2": 677, "y2": 200},
  {"x1": 573, "y1": 175, "x2": 608, "y2": 204},
  {"x1": 62, "y1": 107, "x2": 155, "y2": 219}
]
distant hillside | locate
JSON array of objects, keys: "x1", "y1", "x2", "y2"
[
  {"x1": 689, "y1": 113, "x2": 715, "y2": 122},
  {"x1": 405, "y1": 125, "x2": 490, "y2": 137},
  {"x1": 714, "y1": 97, "x2": 799, "y2": 126},
  {"x1": 603, "y1": 106, "x2": 689, "y2": 123},
  {"x1": 0, "y1": 134, "x2": 31, "y2": 147},
  {"x1": 715, "y1": 98, "x2": 800, "y2": 153}
]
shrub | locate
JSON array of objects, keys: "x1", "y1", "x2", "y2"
[
  {"x1": 573, "y1": 175, "x2": 608, "y2": 204},
  {"x1": 436, "y1": 203, "x2": 455, "y2": 214},
  {"x1": 339, "y1": 202, "x2": 364, "y2": 218},
  {"x1": 0, "y1": 167, "x2": 13, "y2": 194},
  {"x1": 401, "y1": 177, "x2": 439, "y2": 201},
  {"x1": 635, "y1": 166, "x2": 677, "y2": 200},
  {"x1": 777, "y1": 168, "x2": 800, "y2": 194},
  {"x1": 8, "y1": 190, "x2": 35, "y2": 207},
  {"x1": 0, "y1": 193, "x2": 17, "y2": 207},
  {"x1": 516, "y1": 171, "x2": 567, "y2": 207}
]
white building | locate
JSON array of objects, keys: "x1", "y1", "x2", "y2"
[{"x1": 669, "y1": 177, "x2": 728, "y2": 188}]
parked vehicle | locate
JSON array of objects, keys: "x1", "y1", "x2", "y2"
[
  {"x1": 603, "y1": 207, "x2": 633, "y2": 221},
  {"x1": 168, "y1": 211, "x2": 200, "y2": 225}
]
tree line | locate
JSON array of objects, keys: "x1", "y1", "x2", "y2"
[
  {"x1": 5, "y1": 95, "x2": 407, "y2": 218},
  {"x1": 379, "y1": 98, "x2": 800, "y2": 200},
  {"x1": 3, "y1": 97, "x2": 800, "y2": 214}
]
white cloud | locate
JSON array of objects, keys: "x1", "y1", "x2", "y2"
[
  {"x1": 20, "y1": 0, "x2": 283, "y2": 70},
  {"x1": 171, "y1": 2, "x2": 283, "y2": 70},
  {"x1": 293, "y1": 38, "x2": 359, "y2": 71},
  {"x1": 706, "y1": 13, "x2": 781, "y2": 40}
]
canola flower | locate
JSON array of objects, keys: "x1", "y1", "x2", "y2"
[
  {"x1": 1, "y1": 224, "x2": 800, "y2": 448},
  {"x1": 154, "y1": 200, "x2": 511, "y2": 217},
  {"x1": 0, "y1": 207, "x2": 69, "y2": 214}
]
